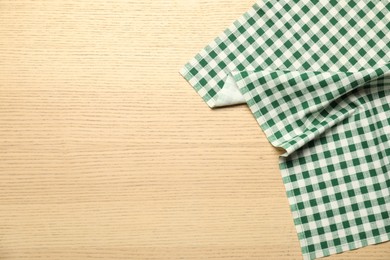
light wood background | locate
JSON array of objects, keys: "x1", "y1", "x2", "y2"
[{"x1": 0, "y1": 1, "x2": 388, "y2": 259}]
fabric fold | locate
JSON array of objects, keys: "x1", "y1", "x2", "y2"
[{"x1": 230, "y1": 63, "x2": 390, "y2": 156}]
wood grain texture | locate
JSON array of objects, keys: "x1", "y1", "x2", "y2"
[{"x1": 0, "y1": 1, "x2": 388, "y2": 259}]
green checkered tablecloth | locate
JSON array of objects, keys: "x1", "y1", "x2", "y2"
[{"x1": 180, "y1": 1, "x2": 390, "y2": 259}]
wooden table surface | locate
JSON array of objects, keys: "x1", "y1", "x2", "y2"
[{"x1": 0, "y1": 1, "x2": 389, "y2": 259}]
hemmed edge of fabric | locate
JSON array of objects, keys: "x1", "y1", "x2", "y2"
[{"x1": 179, "y1": 65, "x2": 216, "y2": 108}]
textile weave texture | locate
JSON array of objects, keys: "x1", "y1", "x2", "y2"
[{"x1": 180, "y1": 1, "x2": 390, "y2": 259}]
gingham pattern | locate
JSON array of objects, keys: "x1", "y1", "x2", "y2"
[{"x1": 180, "y1": 1, "x2": 390, "y2": 259}]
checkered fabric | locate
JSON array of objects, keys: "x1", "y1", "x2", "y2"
[{"x1": 180, "y1": 1, "x2": 390, "y2": 259}]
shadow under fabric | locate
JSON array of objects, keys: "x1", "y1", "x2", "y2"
[{"x1": 180, "y1": 1, "x2": 390, "y2": 259}]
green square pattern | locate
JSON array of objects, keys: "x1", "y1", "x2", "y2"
[{"x1": 180, "y1": 1, "x2": 390, "y2": 259}]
